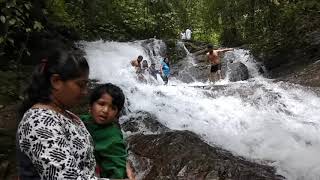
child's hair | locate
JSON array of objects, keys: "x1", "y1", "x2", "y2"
[
  {"x1": 142, "y1": 60, "x2": 148, "y2": 68},
  {"x1": 19, "y1": 49, "x2": 89, "y2": 118},
  {"x1": 89, "y1": 83, "x2": 125, "y2": 115}
]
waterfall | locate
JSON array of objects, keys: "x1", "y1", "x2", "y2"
[{"x1": 81, "y1": 39, "x2": 320, "y2": 180}]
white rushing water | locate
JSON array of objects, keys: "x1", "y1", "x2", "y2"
[{"x1": 81, "y1": 39, "x2": 320, "y2": 180}]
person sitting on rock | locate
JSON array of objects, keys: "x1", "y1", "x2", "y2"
[
  {"x1": 80, "y1": 83, "x2": 135, "y2": 179},
  {"x1": 207, "y1": 44, "x2": 234, "y2": 82},
  {"x1": 130, "y1": 55, "x2": 143, "y2": 74},
  {"x1": 141, "y1": 60, "x2": 149, "y2": 74}
]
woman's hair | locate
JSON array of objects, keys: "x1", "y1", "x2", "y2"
[
  {"x1": 19, "y1": 49, "x2": 89, "y2": 118},
  {"x1": 89, "y1": 83, "x2": 125, "y2": 115}
]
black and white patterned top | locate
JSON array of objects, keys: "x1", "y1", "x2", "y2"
[{"x1": 17, "y1": 108, "x2": 102, "y2": 180}]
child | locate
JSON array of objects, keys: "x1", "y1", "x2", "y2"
[
  {"x1": 80, "y1": 83, "x2": 129, "y2": 179},
  {"x1": 141, "y1": 60, "x2": 149, "y2": 74}
]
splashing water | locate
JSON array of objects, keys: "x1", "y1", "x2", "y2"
[{"x1": 81, "y1": 39, "x2": 320, "y2": 180}]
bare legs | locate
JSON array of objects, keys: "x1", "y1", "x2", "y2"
[
  {"x1": 209, "y1": 70, "x2": 222, "y2": 83},
  {"x1": 217, "y1": 70, "x2": 222, "y2": 80}
]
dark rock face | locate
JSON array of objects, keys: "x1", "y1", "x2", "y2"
[
  {"x1": 184, "y1": 41, "x2": 209, "y2": 53},
  {"x1": 228, "y1": 62, "x2": 249, "y2": 82},
  {"x1": 127, "y1": 130, "x2": 284, "y2": 180}
]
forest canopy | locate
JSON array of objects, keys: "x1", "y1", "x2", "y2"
[{"x1": 1, "y1": 0, "x2": 319, "y2": 64}]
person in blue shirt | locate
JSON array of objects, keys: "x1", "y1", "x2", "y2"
[{"x1": 160, "y1": 57, "x2": 170, "y2": 85}]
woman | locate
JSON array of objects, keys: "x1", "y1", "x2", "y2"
[{"x1": 16, "y1": 49, "x2": 112, "y2": 180}]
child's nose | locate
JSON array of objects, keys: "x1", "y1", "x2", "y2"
[{"x1": 102, "y1": 106, "x2": 109, "y2": 113}]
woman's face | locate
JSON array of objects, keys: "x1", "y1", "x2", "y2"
[
  {"x1": 52, "y1": 72, "x2": 89, "y2": 108},
  {"x1": 90, "y1": 93, "x2": 119, "y2": 125}
]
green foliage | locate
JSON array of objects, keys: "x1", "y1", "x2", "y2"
[
  {"x1": 0, "y1": 0, "x2": 43, "y2": 47},
  {"x1": 1, "y1": 0, "x2": 319, "y2": 67},
  {"x1": 202, "y1": 0, "x2": 320, "y2": 54}
]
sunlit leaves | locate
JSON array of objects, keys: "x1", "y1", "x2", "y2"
[
  {"x1": 0, "y1": 16, "x2": 5, "y2": 23},
  {"x1": 33, "y1": 21, "x2": 43, "y2": 31}
]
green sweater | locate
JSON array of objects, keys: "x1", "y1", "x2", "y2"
[{"x1": 80, "y1": 114, "x2": 127, "y2": 179}]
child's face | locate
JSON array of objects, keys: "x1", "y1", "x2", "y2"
[{"x1": 90, "y1": 93, "x2": 119, "y2": 125}]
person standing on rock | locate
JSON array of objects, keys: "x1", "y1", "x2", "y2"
[
  {"x1": 160, "y1": 56, "x2": 170, "y2": 85},
  {"x1": 185, "y1": 28, "x2": 192, "y2": 40},
  {"x1": 207, "y1": 44, "x2": 234, "y2": 82}
]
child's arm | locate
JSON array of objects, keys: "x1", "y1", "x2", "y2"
[
  {"x1": 95, "y1": 126, "x2": 128, "y2": 179},
  {"x1": 98, "y1": 141, "x2": 128, "y2": 179}
]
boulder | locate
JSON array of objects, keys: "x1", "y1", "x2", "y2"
[
  {"x1": 175, "y1": 62, "x2": 209, "y2": 83},
  {"x1": 121, "y1": 111, "x2": 169, "y2": 134},
  {"x1": 227, "y1": 62, "x2": 249, "y2": 82},
  {"x1": 127, "y1": 130, "x2": 284, "y2": 180}
]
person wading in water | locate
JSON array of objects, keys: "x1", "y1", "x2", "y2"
[{"x1": 207, "y1": 44, "x2": 233, "y2": 82}]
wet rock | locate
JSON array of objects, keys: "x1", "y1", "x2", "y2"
[
  {"x1": 127, "y1": 130, "x2": 284, "y2": 180},
  {"x1": 227, "y1": 62, "x2": 249, "y2": 82},
  {"x1": 194, "y1": 54, "x2": 207, "y2": 63},
  {"x1": 163, "y1": 39, "x2": 188, "y2": 63},
  {"x1": 176, "y1": 62, "x2": 209, "y2": 83},
  {"x1": 141, "y1": 38, "x2": 167, "y2": 62},
  {"x1": 121, "y1": 111, "x2": 169, "y2": 134}
]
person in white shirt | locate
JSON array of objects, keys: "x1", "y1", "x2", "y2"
[{"x1": 185, "y1": 28, "x2": 192, "y2": 40}]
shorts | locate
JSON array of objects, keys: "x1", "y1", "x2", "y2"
[{"x1": 210, "y1": 64, "x2": 221, "y2": 73}]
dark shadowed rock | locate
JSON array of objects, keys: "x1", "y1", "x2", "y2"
[
  {"x1": 127, "y1": 130, "x2": 284, "y2": 180},
  {"x1": 184, "y1": 41, "x2": 209, "y2": 53},
  {"x1": 228, "y1": 62, "x2": 249, "y2": 82}
]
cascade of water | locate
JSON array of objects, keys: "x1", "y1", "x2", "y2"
[
  {"x1": 224, "y1": 49, "x2": 265, "y2": 78},
  {"x1": 81, "y1": 39, "x2": 320, "y2": 180}
]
